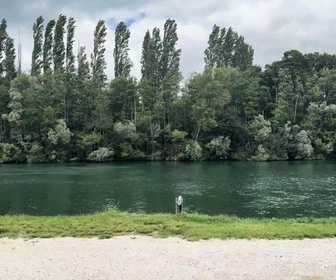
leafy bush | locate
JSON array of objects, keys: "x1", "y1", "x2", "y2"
[
  {"x1": 26, "y1": 142, "x2": 45, "y2": 163},
  {"x1": 185, "y1": 140, "x2": 202, "y2": 161},
  {"x1": 206, "y1": 136, "x2": 231, "y2": 159},
  {"x1": 0, "y1": 143, "x2": 22, "y2": 163},
  {"x1": 87, "y1": 147, "x2": 114, "y2": 162}
]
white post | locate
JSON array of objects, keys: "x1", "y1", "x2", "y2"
[{"x1": 176, "y1": 196, "x2": 183, "y2": 214}]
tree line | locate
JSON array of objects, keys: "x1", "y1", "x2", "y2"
[{"x1": 0, "y1": 14, "x2": 336, "y2": 163}]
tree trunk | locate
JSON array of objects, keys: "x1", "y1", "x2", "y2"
[{"x1": 293, "y1": 94, "x2": 299, "y2": 124}]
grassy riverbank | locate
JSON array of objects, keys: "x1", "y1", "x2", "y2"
[{"x1": 0, "y1": 208, "x2": 336, "y2": 240}]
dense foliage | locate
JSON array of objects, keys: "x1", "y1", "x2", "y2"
[{"x1": 1, "y1": 16, "x2": 336, "y2": 163}]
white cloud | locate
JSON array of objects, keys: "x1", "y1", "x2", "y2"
[{"x1": 3, "y1": 0, "x2": 336, "y2": 79}]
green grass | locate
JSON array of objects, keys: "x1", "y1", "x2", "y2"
[{"x1": 0, "y1": 208, "x2": 336, "y2": 240}]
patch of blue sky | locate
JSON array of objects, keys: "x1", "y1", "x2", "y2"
[
  {"x1": 107, "y1": 12, "x2": 147, "y2": 29},
  {"x1": 139, "y1": 12, "x2": 147, "y2": 19},
  {"x1": 106, "y1": 18, "x2": 117, "y2": 29},
  {"x1": 125, "y1": 17, "x2": 136, "y2": 27}
]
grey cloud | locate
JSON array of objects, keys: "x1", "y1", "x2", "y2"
[
  {"x1": 2, "y1": 0, "x2": 148, "y2": 27},
  {"x1": 48, "y1": 0, "x2": 146, "y2": 11},
  {"x1": 2, "y1": 0, "x2": 336, "y2": 78}
]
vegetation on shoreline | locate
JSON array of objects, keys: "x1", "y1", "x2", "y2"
[
  {"x1": 1, "y1": 15, "x2": 336, "y2": 163},
  {"x1": 0, "y1": 209, "x2": 335, "y2": 240}
]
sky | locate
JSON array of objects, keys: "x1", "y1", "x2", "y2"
[{"x1": 2, "y1": 0, "x2": 336, "y2": 80}]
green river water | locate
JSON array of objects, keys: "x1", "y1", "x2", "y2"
[{"x1": 0, "y1": 161, "x2": 336, "y2": 217}]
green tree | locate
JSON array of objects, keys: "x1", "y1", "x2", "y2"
[
  {"x1": 139, "y1": 27, "x2": 163, "y2": 128},
  {"x1": 87, "y1": 147, "x2": 113, "y2": 161},
  {"x1": 159, "y1": 19, "x2": 182, "y2": 128},
  {"x1": 232, "y1": 36, "x2": 254, "y2": 70},
  {"x1": 140, "y1": 30, "x2": 151, "y2": 79},
  {"x1": 17, "y1": 74, "x2": 45, "y2": 144},
  {"x1": 91, "y1": 20, "x2": 107, "y2": 89},
  {"x1": 0, "y1": 19, "x2": 7, "y2": 78},
  {"x1": 294, "y1": 130, "x2": 313, "y2": 159},
  {"x1": 0, "y1": 76, "x2": 32, "y2": 162},
  {"x1": 47, "y1": 119, "x2": 73, "y2": 162},
  {"x1": 161, "y1": 70, "x2": 181, "y2": 128},
  {"x1": 184, "y1": 68, "x2": 231, "y2": 140},
  {"x1": 107, "y1": 76, "x2": 137, "y2": 122},
  {"x1": 249, "y1": 115, "x2": 272, "y2": 143},
  {"x1": 136, "y1": 108, "x2": 162, "y2": 160},
  {"x1": 43, "y1": 19, "x2": 56, "y2": 73},
  {"x1": 89, "y1": 91, "x2": 113, "y2": 143},
  {"x1": 77, "y1": 46, "x2": 90, "y2": 82},
  {"x1": 66, "y1": 17, "x2": 76, "y2": 73},
  {"x1": 303, "y1": 102, "x2": 335, "y2": 158},
  {"x1": 272, "y1": 70, "x2": 305, "y2": 127},
  {"x1": 246, "y1": 115, "x2": 272, "y2": 161},
  {"x1": 4, "y1": 36, "x2": 16, "y2": 82},
  {"x1": 160, "y1": 19, "x2": 181, "y2": 80},
  {"x1": 53, "y1": 14, "x2": 67, "y2": 72},
  {"x1": 185, "y1": 140, "x2": 202, "y2": 161},
  {"x1": 319, "y1": 68, "x2": 336, "y2": 104},
  {"x1": 222, "y1": 27, "x2": 237, "y2": 67},
  {"x1": 140, "y1": 27, "x2": 162, "y2": 88},
  {"x1": 0, "y1": 143, "x2": 22, "y2": 163},
  {"x1": 114, "y1": 21, "x2": 132, "y2": 78},
  {"x1": 75, "y1": 46, "x2": 92, "y2": 130},
  {"x1": 31, "y1": 16, "x2": 44, "y2": 76},
  {"x1": 206, "y1": 136, "x2": 231, "y2": 159},
  {"x1": 113, "y1": 121, "x2": 142, "y2": 159},
  {"x1": 230, "y1": 67, "x2": 267, "y2": 121},
  {"x1": 204, "y1": 25, "x2": 253, "y2": 70},
  {"x1": 163, "y1": 128, "x2": 187, "y2": 160},
  {"x1": 77, "y1": 132, "x2": 102, "y2": 159},
  {"x1": 204, "y1": 25, "x2": 221, "y2": 68},
  {"x1": 2, "y1": 87, "x2": 23, "y2": 144}
]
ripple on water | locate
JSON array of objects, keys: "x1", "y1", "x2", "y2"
[{"x1": 241, "y1": 173, "x2": 336, "y2": 217}]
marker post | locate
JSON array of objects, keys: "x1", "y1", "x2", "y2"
[{"x1": 175, "y1": 196, "x2": 183, "y2": 214}]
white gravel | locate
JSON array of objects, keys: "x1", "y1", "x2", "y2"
[{"x1": 1, "y1": 236, "x2": 336, "y2": 280}]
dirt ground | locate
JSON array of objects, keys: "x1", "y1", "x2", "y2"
[{"x1": 1, "y1": 236, "x2": 335, "y2": 280}]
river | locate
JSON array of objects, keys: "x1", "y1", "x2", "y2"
[{"x1": 1, "y1": 161, "x2": 336, "y2": 217}]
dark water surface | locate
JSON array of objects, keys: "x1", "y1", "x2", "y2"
[{"x1": 1, "y1": 161, "x2": 336, "y2": 217}]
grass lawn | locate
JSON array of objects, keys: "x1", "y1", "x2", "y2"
[{"x1": 0, "y1": 208, "x2": 336, "y2": 240}]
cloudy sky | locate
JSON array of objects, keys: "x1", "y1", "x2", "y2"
[{"x1": 3, "y1": 0, "x2": 336, "y2": 79}]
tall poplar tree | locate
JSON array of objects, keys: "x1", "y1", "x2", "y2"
[
  {"x1": 218, "y1": 27, "x2": 227, "y2": 67},
  {"x1": 148, "y1": 27, "x2": 162, "y2": 89},
  {"x1": 232, "y1": 36, "x2": 254, "y2": 70},
  {"x1": 77, "y1": 46, "x2": 90, "y2": 82},
  {"x1": 66, "y1": 17, "x2": 76, "y2": 73},
  {"x1": 53, "y1": 14, "x2": 67, "y2": 72},
  {"x1": 4, "y1": 36, "x2": 16, "y2": 82},
  {"x1": 139, "y1": 27, "x2": 162, "y2": 111},
  {"x1": 204, "y1": 25, "x2": 220, "y2": 68},
  {"x1": 160, "y1": 19, "x2": 181, "y2": 80},
  {"x1": 91, "y1": 20, "x2": 107, "y2": 89},
  {"x1": 160, "y1": 19, "x2": 181, "y2": 128},
  {"x1": 76, "y1": 45, "x2": 93, "y2": 131},
  {"x1": 43, "y1": 19, "x2": 56, "y2": 73},
  {"x1": 140, "y1": 30, "x2": 151, "y2": 79},
  {"x1": 31, "y1": 16, "x2": 44, "y2": 76},
  {"x1": 204, "y1": 25, "x2": 253, "y2": 70},
  {"x1": 0, "y1": 19, "x2": 7, "y2": 78},
  {"x1": 113, "y1": 21, "x2": 132, "y2": 78},
  {"x1": 222, "y1": 27, "x2": 237, "y2": 67}
]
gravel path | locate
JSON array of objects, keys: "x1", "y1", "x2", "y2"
[{"x1": 1, "y1": 236, "x2": 336, "y2": 280}]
